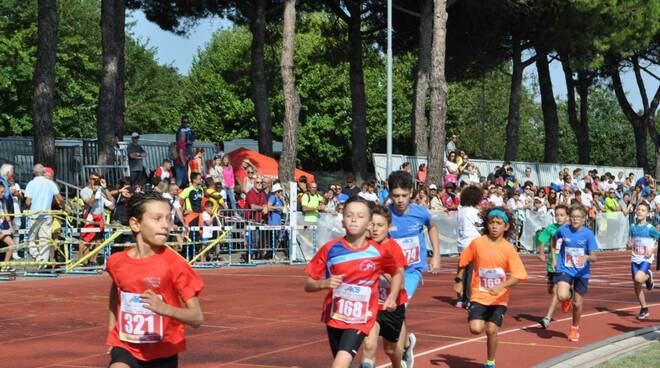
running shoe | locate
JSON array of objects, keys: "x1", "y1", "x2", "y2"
[
  {"x1": 484, "y1": 363, "x2": 496, "y2": 368},
  {"x1": 360, "y1": 359, "x2": 375, "y2": 368},
  {"x1": 646, "y1": 273, "x2": 654, "y2": 291},
  {"x1": 403, "y1": 332, "x2": 416, "y2": 368},
  {"x1": 539, "y1": 317, "x2": 551, "y2": 329},
  {"x1": 561, "y1": 299, "x2": 571, "y2": 313},
  {"x1": 455, "y1": 301, "x2": 465, "y2": 309},
  {"x1": 637, "y1": 307, "x2": 650, "y2": 320},
  {"x1": 568, "y1": 326, "x2": 580, "y2": 342}
]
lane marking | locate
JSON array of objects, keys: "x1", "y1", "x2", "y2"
[{"x1": 376, "y1": 302, "x2": 660, "y2": 368}]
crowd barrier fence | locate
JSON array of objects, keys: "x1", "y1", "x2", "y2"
[{"x1": 0, "y1": 208, "x2": 634, "y2": 280}]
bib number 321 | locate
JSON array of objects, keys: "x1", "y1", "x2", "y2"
[
  {"x1": 119, "y1": 291, "x2": 163, "y2": 344},
  {"x1": 332, "y1": 283, "x2": 371, "y2": 324}
]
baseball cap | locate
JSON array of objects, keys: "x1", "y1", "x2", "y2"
[
  {"x1": 272, "y1": 183, "x2": 283, "y2": 192},
  {"x1": 44, "y1": 167, "x2": 55, "y2": 176},
  {"x1": 214, "y1": 152, "x2": 224, "y2": 159},
  {"x1": 428, "y1": 184, "x2": 438, "y2": 190},
  {"x1": 131, "y1": 132, "x2": 140, "y2": 139}
]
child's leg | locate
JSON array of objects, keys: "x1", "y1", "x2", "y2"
[
  {"x1": 545, "y1": 283, "x2": 559, "y2": 319},
  {"x1": 485, "y1": 322, "x2": 500, "y2": 361},
  {"x1": 396, "y1": 322, "x2": 407, "y2": 360},
  {"x1": 469, "y1": 319, "x2": 485, "y2": 335},
  {"x1": 327, "y1": 327, "x2": 364, "y2": 368},
  {"x1": 361, "y1": 323, "x2": 380, "y2": 365},
  {"x1": 382, "y1": 340, "x2": 403, "y2": 368},
  {"x1": 634, "y1": 280, "x2": 646, "y2": 308},
  {"x1": 571, "y1": 292, "x2": 584, "y2": 326},
  {"x1": 556, "y1": 280, "x2": 572, "y2": 301},
  {"x1": 331, "y1": 352, "x2": 354, "y2": 368},
  {"x1": 109, "y1": 364, "x2": 130, "y2": 368},
  {"x1": 2, "y1": 235, "x2": 13, "y2": 262}
]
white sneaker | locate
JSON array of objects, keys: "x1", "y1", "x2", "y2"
[
  {"x1": 12, "y1": 252, "x2": 22, "y2": 260},
  {"x1": 403, "y1": 332, "x2": 416, "y2": 368}
]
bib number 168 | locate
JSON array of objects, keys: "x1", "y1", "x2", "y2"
[{"x1": 335, "y1": 299, "x2": 364, "y2": 319}]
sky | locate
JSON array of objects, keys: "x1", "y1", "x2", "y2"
[{"x1": 129, "y1": 10, "x2": 658, "y2": 113}]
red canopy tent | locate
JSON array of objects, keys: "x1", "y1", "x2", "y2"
[{"x1": 227, "y1": 147, "x2": 315, "y2": 185}]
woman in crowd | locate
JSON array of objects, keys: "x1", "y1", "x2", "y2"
[
  {"x1": 187, "y1": 148, "x2": 204, "y2": 184},
  {"x1": 174, "y1": 131, "x2": 188, "y2": 188},
  {"x1": 445, "y1": 151, "x2": 460, "y2": 187}
]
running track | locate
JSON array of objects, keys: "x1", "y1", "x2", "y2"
[{"x1": 1, "y1": 252, "x2": 658, "y2": 367}]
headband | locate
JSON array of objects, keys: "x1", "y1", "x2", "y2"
[{"x1": 487, "y1": 209, "x2": 509, "y2": 223}]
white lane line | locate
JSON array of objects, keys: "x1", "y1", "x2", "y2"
[{"x1": 375, "y1": 302, "x2": 660, "y2": 368}]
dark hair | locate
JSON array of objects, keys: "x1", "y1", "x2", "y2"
[
  {"x1": 637, "y1": 201, "x2": 651, "y2": 212},
  {"x1": 190, "y1": 172, "x2": 202, "y2": 182},
  {"x1": 343, "y1": 197, "x2": 373, "y2": 219},
  {"x1": 204, "y1": 201, "x2": 213, "y2": 208},
  {"x1": 481, "y1": 206, "x2": 516, "y2": 240},
  {"x1": 205, "y1": 177, "x2": 215, "y2": 188},
  {"x1": 371, "y1": 204, "x2": 392, "y2": 224},
  {"x1": 555, "y1": 204, "x2": 569, "y2": 215},
  {"x1": 128, "y1": 192, "x2": 172, "y2": 223},
  {"x1": 460, "y1": 185, "x2": 483, "y2": 207},
  {"x1": 388, "y1": 170, "x2": 414, "y2": 191}
]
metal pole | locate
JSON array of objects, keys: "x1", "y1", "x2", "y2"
[
  {"x1": 480, "y1": 77, "x2": 485, "y2": 158},
  {"x1": 386, "y1": 0, "x2": 393, "y2": 176}
]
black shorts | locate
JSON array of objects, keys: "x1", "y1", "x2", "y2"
[
  {"x1": 326, "y1": 326, "x2": 365, "y2": 358},
  {"x1": 557, "y1": 273, "x2": 589, "y2": 295},
  {"x1": 547, "y1": 272, "x2": 561, "y2": 285},
  {"x1": 467, "y1": 302, "x2": 507, "y2": 327},
  {"x1": 376, "y1": 304, "x2": 406, "y2": 343},
  {"x1": 109, "y1": 347, "x2": 178, "y2": 368}
]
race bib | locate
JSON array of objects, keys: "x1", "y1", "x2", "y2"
[
  {"x1": 331, "y1": 283, "x2": 371, "y2": 324},
  {"x1": 119, "y1": 291, "x2": 163, "y2": 344},
  {"x1": 633, "y1": 237, "x2": 655, "y2": 257},
  {"x1": 564, "y1": 247, "x2": 586, "y2": 269},
  {"x1": 478, "y1": 267, "x2": 506, "y2": 292},
  {"x1": 396, "y1": 236, "x2": 421, "y2": 265},
  {"x1": 378, "y1": 276, "x2": 391, "y2": 305}
]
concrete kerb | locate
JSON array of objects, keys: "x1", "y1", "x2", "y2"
[{"x1": 532, "y1": 324, "x2": 660, "y2": 368}]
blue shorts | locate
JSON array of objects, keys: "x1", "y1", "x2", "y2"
[
  {"x1": 557, "y1": 273, "x2": 589, "y2": 295},
  {"x1": 404, "y1": 269, "x2": 423, "y2": 300},
  {"x1": 631, "y1": 262, "x2": 652, "y2": 280}
]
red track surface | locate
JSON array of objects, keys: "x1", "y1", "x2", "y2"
[{"x1": 1, "y1": 251, "x2": 659, "y2": 368}]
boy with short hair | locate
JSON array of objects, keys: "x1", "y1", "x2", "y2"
[
  {"x1": 537, "y1": 205, "x2": 569, "y2": 329},
  {"x1": 553, "y1": 205, "x2": 598, "y2": 342},
  {"x1": 628, "y1": 202, "x2": 658, "y2": 320}
]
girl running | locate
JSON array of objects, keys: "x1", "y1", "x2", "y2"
[
  {"x1": 454, "y1": 207, "x2": 528, "y2": 368},
  {"x1": 305, "y1": 198, "x2": 402, "y2": 368},
  {"x1": 628, "y1": 202, "x2": 658, "y2": 320},
  {"x1": 106, "y1": 192, "x2": 204, "y2": 368}
]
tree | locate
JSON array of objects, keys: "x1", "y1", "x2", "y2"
[
  {"x1": 410, "y1": 0, "x2": 432, "y2": 156},
  {"x1": 426, "y1": 0, "x2": 448, "y2": 186},
  {"x1": 32, "y1": 0, "x2": 58, "y2": 168},
  {"x1": 97, "y1": 0, "x2": 122, "y2": 165},
  {"x1": 535, "y1": 49, "x2": 559, "y2": 163},
  {"x1": 279, "y1": 0, "x2": 301, "y2": 184},
  {"x1": 114, "y1": 0, "x2": 126, "y2": 140}
]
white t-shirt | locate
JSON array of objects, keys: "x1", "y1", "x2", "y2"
[
  {"x1": 650, "y1": 195, "x2": 660, "y2": 211},
  {"x1": 507, "y1": 198, "x2": 523, "y2": 211},
  {"x1": 11, "y1": 183, "x2": 21, "y2": 214},
  {"x1": 445, "y1": 161, "x2": 459, "y2": 175},
  {"x1": 488, "y1": 194, "x2": 504, "y2": 207},
  {"x1": 202, "y1": 211, "x2": 213, "y2": 239},
  {"x1": 358, "y1": 191, "x2": 378, "y2": 202},
  {"x1": 162, "y1": 193, "x2": 181, "y2": 220},
  {"x1": 580, "y1": 193, "x2": 594, "y2": 208},
  {"x1": 456, "y1": 206, "x2": 482, "y2": 251}
]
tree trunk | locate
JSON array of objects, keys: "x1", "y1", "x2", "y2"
[
  {"x1": 561, "y1": 56, "x2": 590, "y2": 164},
  {"x1": 427, "y1": 0, "x2": 448, "y2": 187},
  {"x1": 347, "y1": 1, "x2": 368, "y2": 182},
  {"x1": 504, "y1": 38, "x2": 523, "y2": 161},
  {"x1": 113, "y1": 0, "x2": 126, "y2": 140},
  {"x1": 576, "y1": 72, "x2": 590, "y2": 164},
  {"x1": 535, "y1": 50, "x2": 559, "y2": 163},
  {"x1": 32, "y1": 0, "x2": 58, "y2": 168},
  {"x1": 609, "y1": 61, "x2": 652, "y2": 171},
  {"x1": 250, "y1": 0, "x2": 273, "y2": 157},
  {"x1": 411, "y1": 0, "x2": 432, "y2": 156},
  {"x1": 279, "y1": 0, "x2": 301, "y2": 184},
  {"x1": 97, "y1": 0, "x2": 119, "y2": 165}
]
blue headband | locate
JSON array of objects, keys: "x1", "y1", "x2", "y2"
[{"x1": 487, "y1": 209, "x2": 509, "y2": 223}]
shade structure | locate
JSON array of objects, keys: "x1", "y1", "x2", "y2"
[{"x1": 227, "y1": 147, "x2": 315, "y2": 185}]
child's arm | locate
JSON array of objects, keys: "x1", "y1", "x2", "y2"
[
  {"x1": 304, "y1": 275, "x2": 343, "y2": 292},
  {"x1": 487, "y1": 277, "x2": 520, "y2": 296},
  {"x1": 140, "y1": 291, "x2": 204, "y2": 328},
  {"x1": 383, "y1": 267, "x2": 404, "y2": 312},
  {"x1": 453, "y1": 266, "x2": 466, "y2": 295},
  {"x1": 108, "y1": 283, "x2": 118, "y2": 332}
]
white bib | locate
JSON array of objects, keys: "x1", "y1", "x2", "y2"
[
  {"x1": 633, "y1": 237, "x2": 655, "y2": 257},
  {"x1": 118, "y1": 291, "x2": 164, "y2": 344},
  {"x1": 564, "y1": 247, "x2": 586, "y2": 269},
  {"x1": 331, "y1": 283, "x2": 371, "y2": 324},
  {"x1": 478, "y1": 267, "x2": 506, "y2": 292},
  {"x1": 395, "y1": 236, "x2": 421, "y2": 265}
]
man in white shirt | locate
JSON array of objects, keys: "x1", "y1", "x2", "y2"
[
  {"x1": 24, "y1": 164, "x2": 64, "y2": 264},
  {"x1": 488, "y1": 185, "x2": 505, "y2": 206},
  {"x1": 358, "y1": 181, "x2": 379, "y2": 203}
]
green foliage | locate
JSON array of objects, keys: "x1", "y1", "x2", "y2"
[{"x1": 0, "y1": 0, "x2": 183, "y2": 138}]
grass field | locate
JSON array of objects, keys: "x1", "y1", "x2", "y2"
[{"x1": 596, "y1": 341, "x2": 660, "y2": 368}]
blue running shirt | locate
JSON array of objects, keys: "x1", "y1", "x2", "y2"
[
  {"x1": 388, "y1": 203, "x2": 432, "y2": 272},
  {"x1": 554, "y1": 225, "x2": 598, "y2": 278}
]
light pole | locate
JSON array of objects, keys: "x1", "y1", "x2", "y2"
[{"x1": 386, "y1": 0, "x2": 393, "y2": 176}]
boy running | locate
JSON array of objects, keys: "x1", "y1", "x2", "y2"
[
  {"x1": 628, "y1": 202, "x2": 658, "y2": 320},
  {"x1": 454, "y1": 207, "x2": 527, "y2": 368},
  {"x1": 305, "y1": 198, "x2": 404, "y2": 368},
  {"x1": 536, "y1": 205, "x2": 569, "y2": 329},
  {"x1": 387, "y1": 171, "x2": 441, "y2": 367},
  {"x1": 361, "y1": 205, "x2": 409, "y2": 368},
  {"x1": 553, "y1": 205, "x2": 598, "y2": 342},
  {"x1": 106, "y1": 192, "x2": 204, "y2": 368}
]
